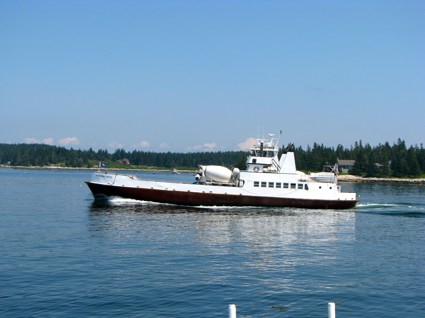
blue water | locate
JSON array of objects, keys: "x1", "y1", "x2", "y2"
[{"x1": 0, "y1": 168, "x2": 424, "y2": 317}]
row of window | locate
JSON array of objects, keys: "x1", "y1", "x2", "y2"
[{"x1": 253, "y1": 181, "x2": 309, "y2": 190}]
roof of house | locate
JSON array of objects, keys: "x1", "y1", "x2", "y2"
[{"x1": 337, "y1": 159, "x2": 355, "y2": 166}]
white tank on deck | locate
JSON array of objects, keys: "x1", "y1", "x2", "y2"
[
  {"x1": 200, "y1": 165, "x2": 233, "y2": 183},
  {"x1": 232, "y1": 168, "x2": 240, "y2": 180}
]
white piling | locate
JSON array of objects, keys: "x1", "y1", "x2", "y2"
[
  {"x1": 328, "y1": 302, "x2": 336, "y2": 318},
  {"x1": 228, "y1": 304, "x2": 237, "y2": 318}
]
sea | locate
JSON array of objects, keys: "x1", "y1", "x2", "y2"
[{"x1": 0, "y1": 168, "x2": 424, "y2": 318}]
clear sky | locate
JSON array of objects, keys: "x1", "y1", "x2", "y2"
[{"x1": 1, "y1": 0, "x2": 424, "y2": 152}]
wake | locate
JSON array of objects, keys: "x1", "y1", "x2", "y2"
[{"x1": 356, "y1": 202, "x2": 425, "y2": 217}]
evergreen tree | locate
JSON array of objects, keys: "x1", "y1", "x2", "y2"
[
  {"x1": 352, "y1": 149, "x2": 367, "y2": 176},
  {"x1": 366, "y1": 152, "x2": 377, "y2": 177},
  {"x1": 391, "y1": 139, "x2": 408, "y2": 177},
  {"x1": 406, "y1": 147, "x2": 420, "y2": 177},
  {"x1": 416, "y1": 144, "x2": 425, "y2": 173}
]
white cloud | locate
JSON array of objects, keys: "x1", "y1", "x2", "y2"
[
  {"x1": 108, "y1": 142, "x2": 125, "y2": 149},
  {"x1": 203, "y1": 142, "x2": 217, "y2": 150},
  {"x1": 135, "y1": 140, "x2": 150, "y2": 148},
  {"x1": 159, "y1": 143, "x2": 169, "y2": 149},
  {"x1": 24, "y1": 137, "x2": 55, "y2": 145},
  {"x1": 59, "y1": 137, "x2": 80, "y2": 146},
  {"x1": 238, "y1": 137, "x2": 257, "y2": 150},
  {"x1": 24, "y1": 137, "x2": 40, "y2": 144},
  {"x1": 42, "y1": 138, "x2": 55, "y2": 145},
  {"x1": 189, "y1": 142, "x2": 217, "y2": 151}
]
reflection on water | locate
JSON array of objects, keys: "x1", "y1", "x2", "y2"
[
  {"x1": 88, "y1": 202, "x2": 356, "y2": 272},
  {"x1": 85, "y1": 201, "x2": 370, "y2": 316},
  {"x1": 87, "y1": 202, "x2": 359, "y2": 315}
]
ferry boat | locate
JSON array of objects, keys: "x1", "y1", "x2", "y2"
[{"x1": 86, "y1": 134, "x2": 357, "y2": 209}]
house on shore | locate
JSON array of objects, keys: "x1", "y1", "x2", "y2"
[{"x1": 338, "y1": 159, "x2": 355, "y2": 173}]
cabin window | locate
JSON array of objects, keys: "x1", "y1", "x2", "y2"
[
  {"x1": 269, "y1": 182, "x2": 274, "y2": 188},
  {"x1": 276, "y1": 182, "x2": 281, "y2": 188},
  {"x1": 305, "y1": 184, "x2": 309, "y2": 190},
  {"x1": 253, "y1": 159, "x2": 257, "y2": 163},
  {"x1": 283, "y1": 183, "x2": 289, "y2": 189},
  {"x1": 298, "y1": 184, "x2": 304, "y2": 190},
  {"x1": 261, "y1": 182, "x2": 267, "y2": 188},
  {"x1": 291, "y1": 183, "x2": 296, "y2": 189},
  {"x1": 254, "y1": 181, "x2": 259, "y2": 187}
]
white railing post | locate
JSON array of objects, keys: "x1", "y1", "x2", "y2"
[
  {"x1": 328, "y1": 302, "x2": 336, "y2": 318},
  {"x1": 228, "y1": 304, "x2": 237, "y2": 318}
]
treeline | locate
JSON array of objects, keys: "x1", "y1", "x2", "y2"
[
  {"x1": 0, "y1": 139, "x2": 424, "y2": 178},
  {"x1": 294, "y1": 139, "x2": 425, "y2": 177},
  {"x1": 0, "y1": 143, "x2": 247, "y2": 170}
]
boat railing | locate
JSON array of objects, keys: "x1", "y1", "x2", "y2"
[{"x1": 271, "y1": 158, "x2": 281, "y2": 172}]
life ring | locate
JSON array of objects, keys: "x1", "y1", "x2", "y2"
[{"x1": 254, "y1": 167, "x2": 259, "y2": 172}]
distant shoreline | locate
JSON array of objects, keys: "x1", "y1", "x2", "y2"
[
  {"x1": 0, "y1": 165, "x2": 195, "y2": 173},
  {"x1": 2, "y1": 165, "x2": 424, "y2": 184}
]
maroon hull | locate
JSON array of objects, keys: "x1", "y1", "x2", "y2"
[{"x1": 86, "y1": 182, "x2": 357, "y2": 210}]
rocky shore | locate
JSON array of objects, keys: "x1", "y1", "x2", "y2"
[{"x1": 338, "y1": 174, "x2": 425, "y2": 184}]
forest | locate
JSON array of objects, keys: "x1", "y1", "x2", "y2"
[{"x1": 1, "y1": 139, "x2": 424, "y2": 178}]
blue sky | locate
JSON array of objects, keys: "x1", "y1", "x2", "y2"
[{"x1": 1, "y1": 0, "x2": 424, "y2": 152}]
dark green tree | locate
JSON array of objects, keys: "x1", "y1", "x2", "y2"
[
  {"x1": 365, "y1": 151, "x2": 377, "y2": 177},
  {"x1": 406, "y1": 147, "x2": 420, "y2": 177}
]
